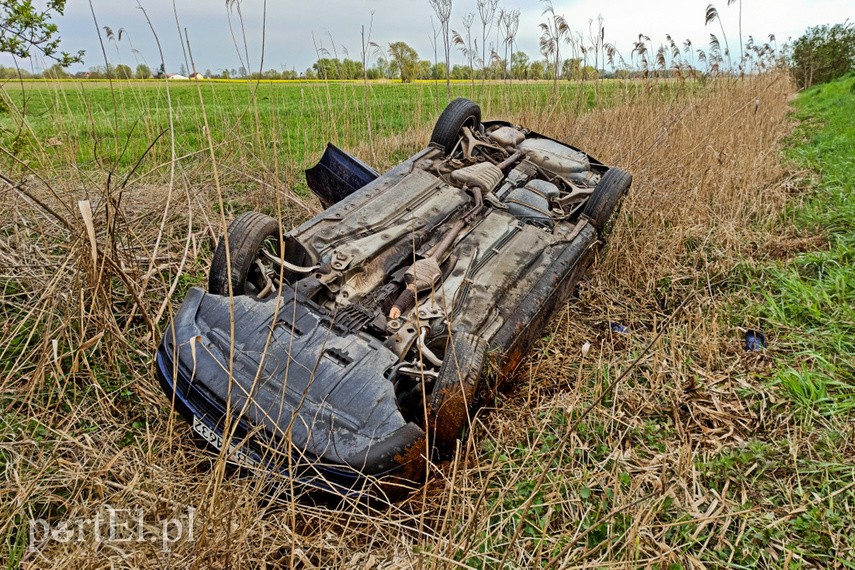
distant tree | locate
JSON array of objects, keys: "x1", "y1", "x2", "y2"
[
  {"x1": 374, "y1": 56, "x2": 392, "y2": 79},
  {"x1": 562, "y1": 57, "x2": 581, "y2": 80},
  {"x1": 114, "y1": 63, "x2": 133, "y2": 79},
  {"x1": 487, "y1": 55, "x2": 506, "y2": 80},
  {"x1": 388, "y1": 41, "x2": 421, "y2": 82},
  {"x1": 220, "y1": 68, "x2": 231, "y2": 79},
  {"x1": 528, "y1": 60, "x2": 546, "y2": 80},
  {"x1": 511, "y1": 50, "x2": 529, "y2": 80},
  {"x1": 431, "y1": 61, "x2": 447, "y2": 80},
  {"x1": 341, "y1": 58, "x2": 362, "y2": 79},
  {"x1": 87, "y1": 65, "x2": 109, "y2": 79},
  {"x1": 582, "y1": 65, "x2": 598, "y2": 80},
  {"x1": 0, "y1": 1, "x2": 82, "y2": 65},
  {"x1": 0, "y1": 64, "x2": 33, "y2": 78},
  {"x1": 418, "y1": 59, "x2": 431, "y2": 79},
  {"x1": 450, "y1": 64, "x2": 470, "y2": 80},
  {"x1": 43, "y1": 63, "x2": 68, "y2": 78},
  {"x1": 560, "y1": 58, "x2": 598, "y2": 80},
  {"x1": 135, "y1": 63, "x2": 152, "y2": 79},
  {"x1": 791, "y1": 22, "x2": 855, "y2": 88},
  {"x1": 543, "y1": 61, "x2": 555, "y2": 81},
  {"x1": 179, "y1": 63, "x2": 187, "y2": 76},
  {"x1": 313, "y1": 57, "x2": 341, "y2": 79}
]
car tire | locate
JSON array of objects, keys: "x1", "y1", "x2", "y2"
[
  {"x1": 209, "y1": 212, "x2": 281, "y2": 296},
  {"x1": 430, "y1": 98, "x2": 482, "y2": 155},
  {"x1": 427, "y1": 331, "x2": 489, "y2": 452},
  {"x1": 582, "y1": 167, "x2": 632, "y2": 235}
]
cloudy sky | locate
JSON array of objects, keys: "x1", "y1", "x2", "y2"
[{"x1": 3, "y1": 0, "x2": 851, "y2": 74}]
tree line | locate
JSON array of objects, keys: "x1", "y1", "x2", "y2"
[
  {"x1": 302, "y1": 44, "x2": 600, "y2": 82},
  {"x1": 0, "y1": 45, "x2": 602, "y2": 82}
]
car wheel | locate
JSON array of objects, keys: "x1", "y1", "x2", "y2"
[
  {"x1": 430, "y1": 98, "x2": 482, "y2": 155},
  {"x1": 209, "y1": 212, "x2": 281, "y2": 296},
  {"x1": 582, "y1": 167, "x2": 632, "y2": 235},
  {"x1": 427, "y1": 331, "x2": 489, "y2": 452}
]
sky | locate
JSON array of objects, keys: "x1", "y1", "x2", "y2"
[{"x1": 2, "y1": 0, "x2": 851, "y2": 74}]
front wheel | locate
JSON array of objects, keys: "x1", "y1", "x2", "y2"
[
  {"x1": 429, "y1": 98, "x2": 482, "y2": 155},
  {"x1": 582, "y1": 167, "x2": 632, "y2": 235},
  {"x1": 209, "y1": 212, "x2": 281, "y2": 297}
]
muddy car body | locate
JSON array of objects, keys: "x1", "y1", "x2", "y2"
[{"x1": 156, "y1": 99, "x2": 631, "y2": 498}]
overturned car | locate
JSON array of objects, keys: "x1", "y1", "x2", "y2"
[{"x1": 156, "y1": 98, "x2": 631, "y2": 498}]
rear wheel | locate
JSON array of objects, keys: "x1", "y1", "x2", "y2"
[
  {"x1": 582, "y1": 167, "x2": 632, "y2": 235},
  {"x1": 430, "y1": 98, "x2": 482, "y2": 155},
  {"x1": 209, "y1": 212, "x2": 281, "y2": 297}
]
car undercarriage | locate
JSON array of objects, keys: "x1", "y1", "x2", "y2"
[{"x1": 156, "y1": 98, "x2": 632, "y2": 498}]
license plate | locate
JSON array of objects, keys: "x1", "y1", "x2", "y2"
[{"x1": 192, "y1": 416, "x2": 259, "y2": 468}]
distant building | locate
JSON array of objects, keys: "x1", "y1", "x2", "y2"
[
  {"x1": 166, "y1": 74, "x2": 189, "y2": 80},
  {"x1": 190, "y1": 72, "x2": 205, "y2": 80}
]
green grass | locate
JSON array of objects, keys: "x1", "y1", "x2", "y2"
[
  {"x1": 0, "y1": 79, "x2": 683, "y2": 176},
  {"x1": 757, "y1": 74, "x2": 855, "y2": 421},
  {"x1": 710, "y1": 73, "x2": 855, "y2": 567}
]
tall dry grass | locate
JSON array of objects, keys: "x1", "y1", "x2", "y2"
[{"x1": 0, "y1": 73, "x2": 801, "y2": 568}]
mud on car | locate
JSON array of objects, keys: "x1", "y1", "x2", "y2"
[{"x1": 156, "y1": 98, "x2": 632, "y2": 498}]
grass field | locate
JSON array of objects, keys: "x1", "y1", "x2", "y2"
[
  {"x1": 1, "y1": 73, "x2": 853, "y2": 568},
  {"x1": 1, "y1": 79, "x2": 679, "y2": 174}
]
